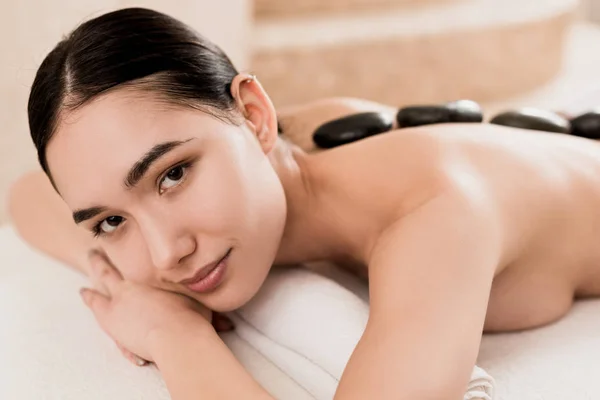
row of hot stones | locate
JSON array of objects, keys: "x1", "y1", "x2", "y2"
[{"x1": 301, "y1": 100, "x2": 600, "y2": 149}]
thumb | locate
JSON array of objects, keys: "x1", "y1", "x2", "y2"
[{"x1": 80, "y1": 287, "x2": 111, "y2": 318}]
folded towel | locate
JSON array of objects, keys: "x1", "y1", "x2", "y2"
[
  {"x1": 229, "y1": 266, "x2": 496, "y2": 399},
  {"x1": 466, "y1": 366, "x2": 495, "y2": 400}
]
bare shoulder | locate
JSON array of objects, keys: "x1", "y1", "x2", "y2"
[{"x1": 310, "y1": 125, "x2": 489, "y2": 220}]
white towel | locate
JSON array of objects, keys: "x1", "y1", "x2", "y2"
[
  {"x1": 466, "y1": 366, "x2": 495, "y2": 400},
  {"x1": 229, "y1": 266, "x2": 496, "y2": 400},
  {"x1": 0, "y1": 225, "x2": 494, "y2": 399}
]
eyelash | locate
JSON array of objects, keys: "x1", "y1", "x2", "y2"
[{"x1": 91, "y1": 161, "x2": 193, "y2": 238}]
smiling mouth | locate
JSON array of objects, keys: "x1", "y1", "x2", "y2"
[{"x1": 179, "y1": 248, "x2": 232, "y2": 293}]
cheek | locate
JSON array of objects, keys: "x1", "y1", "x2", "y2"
[
  {"x1": 183, "y1": 160, "x2": 251, "y2": 233},
  {"x1": 105, "y1": 234, "x2": 155, "y2": 284}
]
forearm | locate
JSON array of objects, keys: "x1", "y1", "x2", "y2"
[
  {"x1": 151, "y1": 318, "x2": 274, "y2": 400},
  {"x1": 333, "y1": 322, "x2": 470, "y2": 400},
  {"x1": 332, "y1": 189, "x2": 498, "y2": 400},
  {"x1": 8, "y1": 170, "x2": 94, "y2": 274}
]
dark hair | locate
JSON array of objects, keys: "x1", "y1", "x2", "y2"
[{"x1": 28, "y1": 7, "x2": 240, "y2": 177}]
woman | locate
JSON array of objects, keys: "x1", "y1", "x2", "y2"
[{"x1": 11, "y1": 7, "x2": 600, "y2": 400}]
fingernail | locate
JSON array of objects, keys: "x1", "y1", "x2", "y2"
[{"x1": 133, "y1": 356, "x2": 148, "y2": 366}]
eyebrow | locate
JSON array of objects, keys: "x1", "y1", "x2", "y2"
[
  {"x1": 72, "y1": 138, "x2": 195, "y2": 224},
  {"x1": 125, "y1": 138, "x2": 195, "y2": 189},
  {"x1": 73, "y1": 206, "x2": 107, "y2": 225}
]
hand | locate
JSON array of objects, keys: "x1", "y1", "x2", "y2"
[{"x1": 81, "y1": 250, "x2": 215, "y2": 364}]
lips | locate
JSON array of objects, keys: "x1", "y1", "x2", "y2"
[{"x1": 178, "y1": 248, "x2": 232, "y2": 285}]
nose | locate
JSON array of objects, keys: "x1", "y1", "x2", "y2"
[{"x1": 138, "y1": 214, "x2": 196, "y2": 271}]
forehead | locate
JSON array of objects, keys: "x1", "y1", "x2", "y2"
[{"x1": 46, "y1": 90, "x2": 222, "y2": 206}]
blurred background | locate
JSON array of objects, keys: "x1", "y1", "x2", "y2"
[{"x1": 1, "y1": 0, "x2": 600, "y2": 223}]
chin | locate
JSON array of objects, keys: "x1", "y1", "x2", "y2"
[
  {"x1": 201, "y1": 286, "x2": 260, "y2": 313},
  {"x1": 192, "y1": 268, "x2": 271, "y2": 313}
]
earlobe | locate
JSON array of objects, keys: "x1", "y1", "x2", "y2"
[
  {"x1": 256, "y1": 125, "x2": 273, "y2": 152},
  {"x1": 257, "y1": 118, "x2": 279, "y2": 155},
  {"x1": 255, "y1": 118, "x2": 279, "y2": 154}
]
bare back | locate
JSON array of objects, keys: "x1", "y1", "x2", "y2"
[{"x1": 308, "y1": 123, "x2": 600, "y2": 331}]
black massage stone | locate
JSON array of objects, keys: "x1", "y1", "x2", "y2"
[
  {"x1": 569, "y1": 111, "x2": 600, "y2": 139},
  {"x1": 396, "y1": 100, "x2": 483, "y2": 128},
  {"x1": 312, "y1": 111, "x2": 395, "y2": 149},
  {"x1": 489, "y1": 108, "x2": 570, "y2": 133}
]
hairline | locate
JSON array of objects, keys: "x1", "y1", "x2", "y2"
[{"x1": 44, "y1": 76, "x2": 243, "y2": 193}]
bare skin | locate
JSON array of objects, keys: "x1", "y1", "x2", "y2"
[{"x1": 10, "y1": 85, "x2": 600, "y2": 399}]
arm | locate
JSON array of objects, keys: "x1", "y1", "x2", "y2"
[
  {"x1": 150, "y1": 320, "x2": 274, "y2": 400},
  {"x1": 334, "y1": 185, "x2": 501, "y2": 399},
  {"x1": 8, "y1": 170, "x2": 94, "y2": 274}
]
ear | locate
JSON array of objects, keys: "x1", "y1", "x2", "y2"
[{"x1": 230, "y1": 73, "x2": 278, "y2": 154}]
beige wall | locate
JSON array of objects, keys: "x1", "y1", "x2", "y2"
[
  {"x1": 587, "y1": 0, "x2": 600, "y2": 21},
  {"x1": 0, "y1": 0, "x2": 251, "y2": 223},
  {"x1": 578, "y1": 0, "x2": 600, "y2": 20}
]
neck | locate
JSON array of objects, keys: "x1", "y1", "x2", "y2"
[{"x1": 268, "y1": 138, "x2": 353, "y2": 266}]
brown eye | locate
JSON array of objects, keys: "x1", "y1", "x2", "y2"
[
  {"x1": 167, "y1": 166, "x2": 184, "y2": 181},
  {"x1": 106, "y1": 216, "x2": 122, "y2": 226},
  {"x1": 99, "y1": 216, "x2": 123, "y2": 233},
  {"x1": 160, "y1": 165, "x2": 187, "y2": 192}
]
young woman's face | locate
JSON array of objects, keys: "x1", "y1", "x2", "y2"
[{"x1": 46, "y1": 90, "x2": 286, "y2": 312}]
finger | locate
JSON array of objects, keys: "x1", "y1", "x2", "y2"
[
  {"x1": 90, "y1": 267, "x2": 110, "y2": 296},
  {"x1": 79, "y1": 287, "x2": 111, "y2": 319},
  {"x1": 92, "y1": 279, "x2": 110, "y2": 297},
  {"x1": 88, "y1": 250, "x2": 123, "y2": 295},
  {"x1": 88, "y1": 250, "x2": 110, "y2": 295}
]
